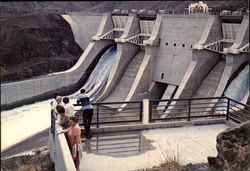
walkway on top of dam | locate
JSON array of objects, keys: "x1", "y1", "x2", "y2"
[
  {"x1": 50, "y1": 96, "x2": 249, "y2": 171},
  {"x1": 79, "y1": 124, "x2": 229, "y2": 171}
]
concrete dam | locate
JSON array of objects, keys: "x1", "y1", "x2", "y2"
[{"x1": 1, "y1": 11, "x2": 249, "y2": 110}]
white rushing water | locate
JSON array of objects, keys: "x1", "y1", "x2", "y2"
[
  {"x1": 1, "y1": 99, "x2": 52, "y2": 151},
  {"x1": 70, "y1": 45, "x2": 117, "y2": 100},
  {"x1": 215, "y1": 64, "x2": 249, "y2": 112},
  {"x1": 1, "y1": 45, "x2": 117, "y2": 151},
  {"x1": 224, "y1": 64, "x2": 249, "y2": 103}
]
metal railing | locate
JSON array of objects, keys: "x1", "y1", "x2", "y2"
[
  {"x1": 149, "y1": 96, "x2": 249, "y2": 124},
  {"x1": 50, "y1": 109, "x2": 57, "y2": 139},
  {"x1": 227, "y1": 98, "x2": 250, "y2": 123},
  {"x1": 50, "y1": 96, "x2": 248, "y2": 133},
  {"x1": 74, "y1": 101, "x2": 143, "y2": 128}
]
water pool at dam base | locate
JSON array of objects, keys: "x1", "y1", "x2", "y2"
[{"x1": 79, "y1": 124, "x2": 229, "y2": 171}]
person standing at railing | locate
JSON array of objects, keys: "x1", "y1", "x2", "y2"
[
  {"x1": 56, "y1": 105, "x2": 70, "y2": 129},
  {"x1": 76, "y1": 89, "x2": 93, "y2": 139},
  {"x1": 51, "y1": 94, "x2": 64, "y2": 120},
  {"x1": 57, "y1": 116, "x2": 82, "y2": 171},
  {"x1": 63, "y1": 97, "x2": 75, "y2": 117}
]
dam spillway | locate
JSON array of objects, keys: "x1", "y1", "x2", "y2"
[
  {"x1": 0, "y1": 7, "x2": 249, "y2": 171},
  {"x1": 1, "y1": 10, "x2": 249, "y2": 111}
]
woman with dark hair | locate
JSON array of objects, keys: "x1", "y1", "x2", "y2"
[
  {"x1": 56, "y1": 105, "x2": 70, "y2": 129},
  {"x1": 57, "y1": 116, "x2": 82, "y2": 171}
]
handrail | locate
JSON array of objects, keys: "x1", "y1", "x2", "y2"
[
  {"x1": 149, "y1": 96, "x2": 249, "y2": 124},
  {"x1": 150, "y1": 96, "x2": 226, "y2": 102},
  {"x1": 226, "y1": 97, "x2": 250, "y2": 108},
  {"x1": 68, "y1": 96, "x2": 249, "y2": 127},
  {"x1": 74, "y1": 101, "x2": 143, "y2": 127}
]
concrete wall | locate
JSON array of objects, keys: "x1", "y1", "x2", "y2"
[
  {"x1": 231, "y1": 16, "x2": 249, "y2": 49},
  {"x1": 50, "y1": 125, "x2": 76, "y2": 171},
  {"x1": 62, "y1": 13, "x2": 103, "y2": 50},
  {"x1": 1, "y1": 14, "x2": 113, "y2": 110},
  {"x1": 228, "y1": 16, "x2": 249, "y2": 54},
  {"x1": 154, "y1": 15, "x2": 209, "y2": 85},
  {"x1": 172, "y1": 16, "x2": 223, "y2": 100}
]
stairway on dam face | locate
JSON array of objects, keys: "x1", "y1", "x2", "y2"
[{"x1": 102, "y1": 51, "x2": 145, "y2": 103}]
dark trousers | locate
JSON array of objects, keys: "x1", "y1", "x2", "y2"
[{"x1": 83, "y1": 109, "x2": 93, "y2": 137}]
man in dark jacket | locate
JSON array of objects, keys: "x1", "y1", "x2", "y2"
[{"x1": 76, "y1": 89, "x2": 93, "y2": 139}]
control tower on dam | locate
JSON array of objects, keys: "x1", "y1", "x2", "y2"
[{"x1": 1, "y1": 8, "x2": 249, "y2": 110}]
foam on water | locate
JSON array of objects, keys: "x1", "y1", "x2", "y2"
[{"x1": 1, "y1": 45, "x2": 117, "y2": 152}]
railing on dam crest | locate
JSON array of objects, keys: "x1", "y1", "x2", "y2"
[{"x1": 67, "y1": 96, "x2": 249, "y2": 129}]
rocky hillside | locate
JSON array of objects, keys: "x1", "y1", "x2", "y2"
[
  {"x1": 208, "y1": 122, "x2": 250, "y2": 171},
  {"x1": 0, "y1": 11, "x2": 83, "y2": 83},
  {"x1": 0, "y1": 1, "x2": 249, "y2": 12},
  {"x1": 1, "y1": 147, "x2": 54, "y2": 171}
]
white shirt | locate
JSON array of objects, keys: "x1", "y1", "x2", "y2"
[{"x1": 64, "y1": 103, "x2": 75, "y2": 117}]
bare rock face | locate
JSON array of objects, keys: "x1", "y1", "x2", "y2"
[
  {"x1": 208, "y1": 121, "x2": 250, "y2": 171},
  {"x1": 0, "y1": 11, "x2": 83, "y2": 83}
]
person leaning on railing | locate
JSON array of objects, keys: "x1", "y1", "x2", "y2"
[
  {"x1": 76, "y1": 89, "x2": 94, "y2": 139},
  {"x1": 57, "y1": 116, "x2": 82, "y2": 171},
  {"x1": 56, "y1": 105, "x2": 70, "y2": 129}
]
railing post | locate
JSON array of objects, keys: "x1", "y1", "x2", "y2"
[
  {"x1": 96, "y1": 104, "x2": 100, "y2": 128},
  {"x1": 226, "y1": 98, "x2": 230, "y2": 120},
  {"x1": 139, "y1": 101, "x2": 143, "y2": 122},
  {"x1": 188, "y1": 99, "x2": 191, "y2": 121},
  {"x1": 143, "y1": 99, "x2": 150, "y2": 124},
  {"x1": 51, "y1": 110, "x2": 55, "y2": 140}
]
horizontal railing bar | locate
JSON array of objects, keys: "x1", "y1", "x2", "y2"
[
  {"x1": 152, "y1": 104, "x2": 187, "y2": 107},
  {"x1": 229, "y1": 104, "x2": 249, "y2": 112},
  {"x1": 228, "y1": 116, "x2": 242, "y2": 124},
  {"x1": 92, "y1": 106, "x2": 141, "y2": 110},
  {"x1": 189, "y1": 105, "x2": 225, "y2": 110},
  {"x1": 227, "y1": 97, "x2": 250, "y2": 108},
  {"x1": 151, "y1": 114, "x2": 226, "y2": 121},
  {"x1": 73, "y1": 101, "x2": 142, "y2": 106},
  {"x1": 151, "y1": 111, "x2": 188, "y2": 116},
  {"x1": 229, "y1": 108, "x2": 250, "y2": 115},
  {"x1": 229, "y1": 110, "x2": 250, "y2": 118},
  {"x1": 151, "y1": 96, "x2": 226, "y2": 102},
  {"x1": 90, "y1": 120, "x2": 141, "y2": 125},
  {"x1": 93, "y1": 115, "x2": 139, "y2": 119},
  {"x1": 229, "y1": 113, "x2": 249, "y2": 120},
  {"x1": 97, "y1": 111, "x2": 140, "y2": 115}
]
